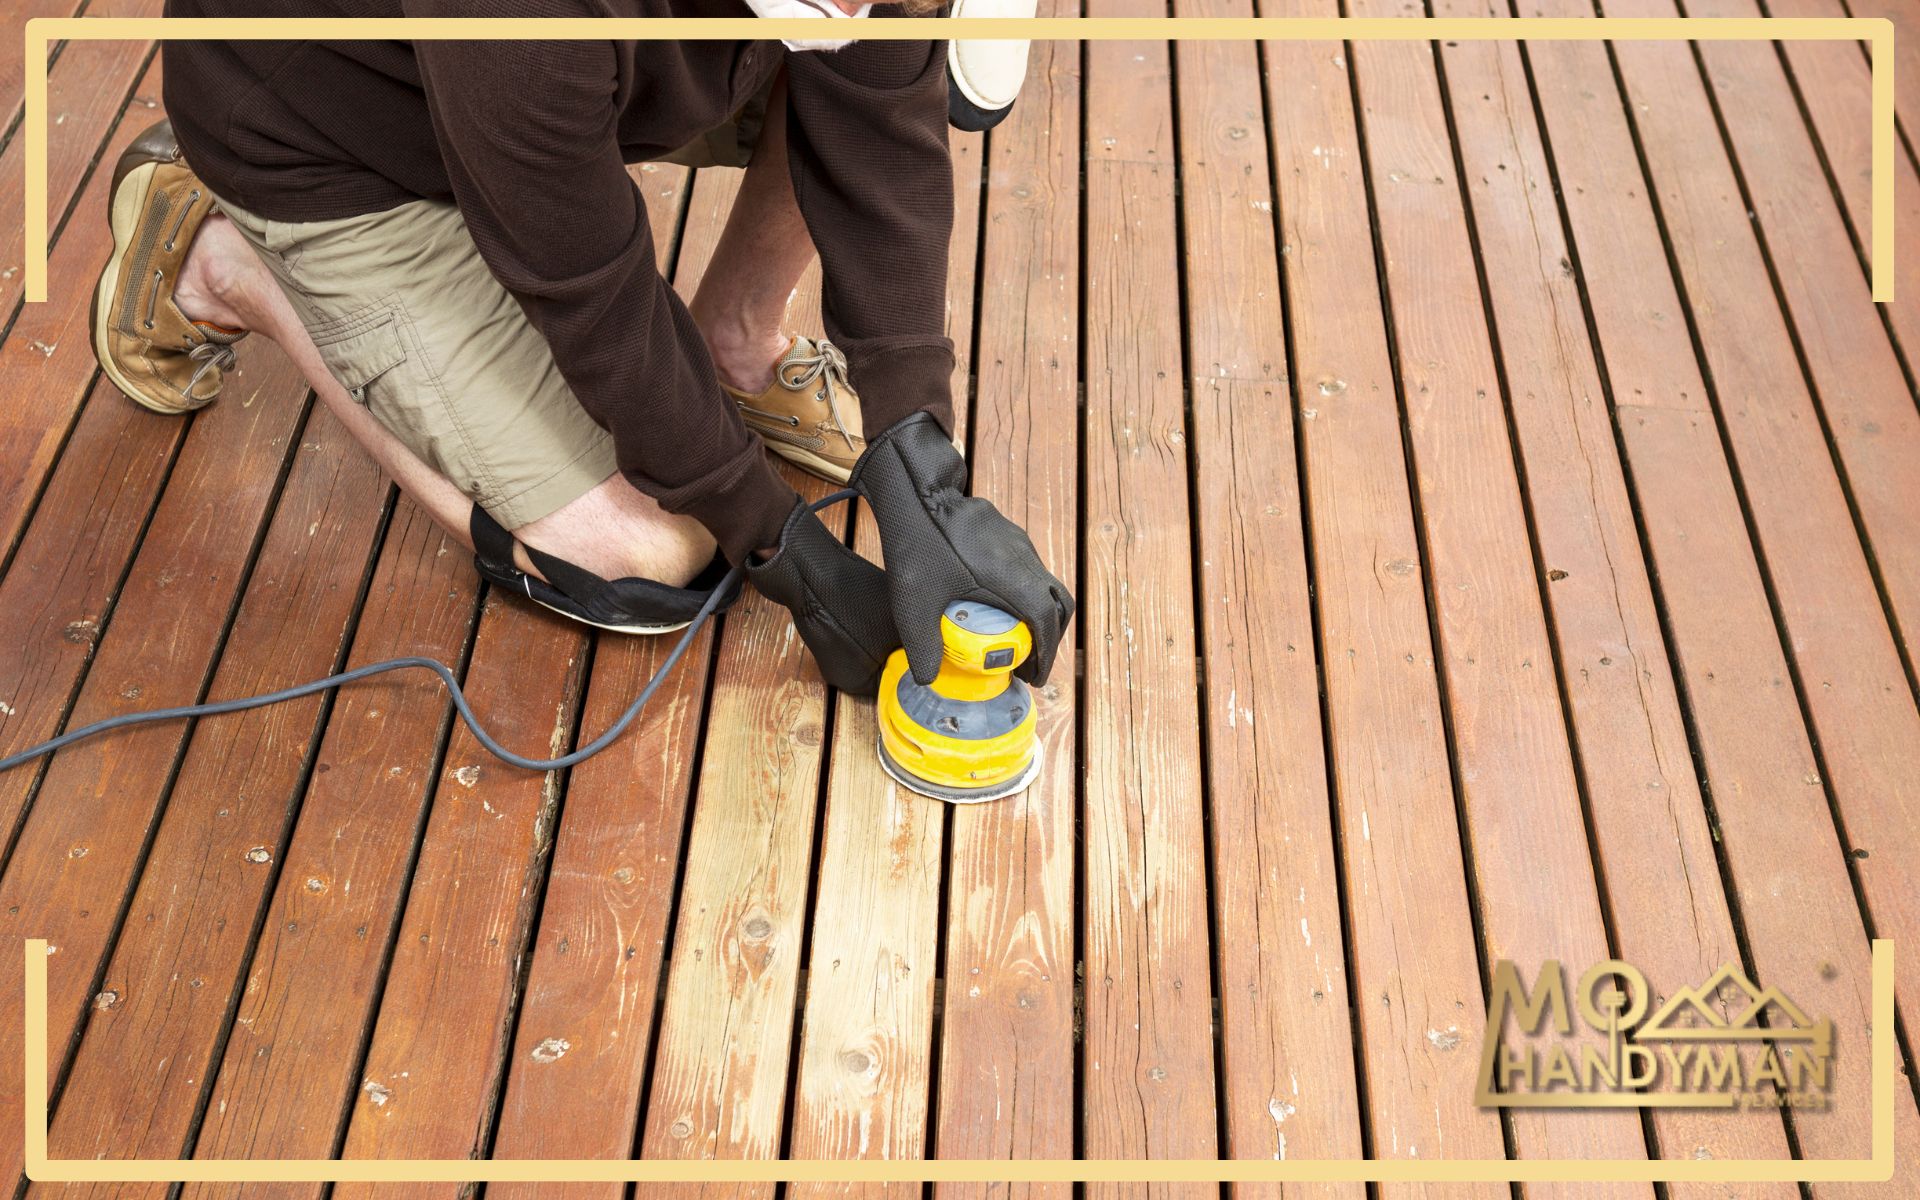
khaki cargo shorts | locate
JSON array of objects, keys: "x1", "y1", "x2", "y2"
[{"x1": 213, "y1": 81, "x2": 772, "y2": 529}]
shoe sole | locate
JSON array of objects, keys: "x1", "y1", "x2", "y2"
[
  {"x1": 91, "y1": 148, "x2": 207, "y2": 416},
  {"x1": 520, "y1": 591, "x2": 693, "y2": 636},
  {"x1": 489, "y1": 568, "x2": 699, "y2": 636}
]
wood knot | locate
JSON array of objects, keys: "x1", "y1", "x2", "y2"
[
  {"x1": 741, "y1": 914, "x2": 773, "y2": 941},
  {"x1": 669, "y1": 1119, "x2": 694, "y2": 1139},
  {"x1": 838, "y1": 1049, "x2": 872, "y2": 1075}
]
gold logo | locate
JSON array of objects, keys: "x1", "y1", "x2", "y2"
[{"x1": 1474, "y1": 960, "x2": 1833, "y2": 1110}]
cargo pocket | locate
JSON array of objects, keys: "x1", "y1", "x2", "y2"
[{"x1": 311, "y1": 301, "x2": 410, "y2": 407}]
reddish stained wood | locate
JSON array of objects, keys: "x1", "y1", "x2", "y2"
[
  {"x1": 1840, "y1": 0, "x2": 1920, "y2": 162},
  {"x1": 482, "y1": 621, "x2": 716, "y2": 1196},
  {"x1": 1752, "y1": 0, "x2": 1920, "y2": 375},
  {"x1": 1424, "y1": 8, "x2": 1800, "y2": 1184},
  {"x1": 1674, "y1": 0, "x2": 1920, "y2": 683},
  {"x1": 1343, "y1": 6, "x2": 1651, "y2": 1189},
  {"x1": 1079, "y1": 0, "x2": 1219, "y2": 1189},
  {"x1": 933, "y1": 18, "x2": 1078, "y2": 1197},
  {"x1": 0, "y1": 0, "x2": 88, "y2": 144},
  {"x1": 35, "y1": 402, "x2": 388, "y2": 1188},
  {"x1": 0, "y1": 379, "x2": 184, "y2": 854},
  {"x1": 1254, "y1": 0, "x2": 1507, "y2": 1185},
  {"x1": 1589, "y1": 0, "x2": 1920, "y2": 1140},
  {"x1": 1172, "y1": 0, "x2": 1366, "y2": 1184},
  {"x1": 0, "y1": 55, "x2": 166, "y2": 561},
  {"x1": 0, "y1": 0, "x2": 163, "y2": 324},
  {"x1": 0, "y1": 341, "x2": 312, "y2": 1189},
  {"x1": 1519, "y1": 1, "x2": 1920, "y2": 1172},
  {"x1": 175, "y1": 502, "x2": 477, "y2": 1200},
  {"x1": 323, "y1": 599, "x2": 591, "y2": 1197}
]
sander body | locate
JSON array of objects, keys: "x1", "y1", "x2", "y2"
[{"x1": 876, "y1": 601, "x2": 1041, "y2": 803}]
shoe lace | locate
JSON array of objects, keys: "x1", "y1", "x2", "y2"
[
  {"x1": 779, "y1": 339, "x2": 857, "y2": 451},
  {"x1": 186, "y1": 338, "x2": 237, "y2": 392}
]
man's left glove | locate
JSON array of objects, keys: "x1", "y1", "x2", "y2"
[
  {"x1": 746, "y1": 499, "x2": 900, "y2": 697},
  {"x1": 849, "y1": 411, "x2": 1074, "y2": 688}
]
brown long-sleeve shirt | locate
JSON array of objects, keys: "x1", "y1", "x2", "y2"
[{"x1": 162, "y1": 0, "x2": 955, "y2": 563}]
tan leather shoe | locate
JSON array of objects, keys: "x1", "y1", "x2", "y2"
[
  {"x1": 91, "y1": 119, "x2": 245, "y2": 415},
  {"x1": 724, "y1": 335, "x2": 865, "y2": 484}
]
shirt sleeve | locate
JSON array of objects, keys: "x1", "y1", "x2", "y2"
[
  {"x1": 410, "y1": 30, "x2": 797, "y2": 565},
  {"x1": 784, "y1": 31, "x2": 957, "y2": 438}
]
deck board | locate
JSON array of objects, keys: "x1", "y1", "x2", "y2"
[
  {"x1": 1175, "y1": 0, "x2": 1367, "y2": 1186},
  {"x1": 178, "y1": 499, "x2": 479, "y2": 1200},
  {"x1": 1421, "y1": 10, "x2": 1802, "y2": 1184},
  {"x1": 1518, "y1": 0, "x2": 1920, "y2": 1177},
  {"x1": 930, "y1": 19, "x2": 1079, "y2": 1193},
  {"x1": 1255, "y1": 1, "x2": 1511, "y2": 1186},
  {"x1": 5, "y1": 15, "x2": 1917, "y2": 1196},
  {"x1": 0, "y1": 52, "x2": 164, "y2": 565},
  {"x1": 785, "y1": 119, "x2": 984, "y2": 1200},
  {"x1": 472, "y1": 160, "x2": 699, "y2": 1200},
  {"x1": 1080, "y1": 3, "x2": 1221, "y2": 1189},
  {"x1": 39, "y1": 402, "x2": 390, "y2": 1180},
  {"x1": 1344, "y1": 9, "x2": 1653, "y2": 1188},
  {"x1": 0, "y1": 341, "x2": 314, "y2": 1193}
]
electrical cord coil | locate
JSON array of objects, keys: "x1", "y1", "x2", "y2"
[{"x1": 0, "y1": 491, "x2": 857, "y2": 777}]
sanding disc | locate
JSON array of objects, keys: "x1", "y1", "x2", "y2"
[{"x1": 876, "y1": 734, "x2": 1043, "y2": 805}]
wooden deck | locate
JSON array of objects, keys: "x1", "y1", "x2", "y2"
[{"x1": 3, "y1": 0, "x2": 1919, "y2": 1193}]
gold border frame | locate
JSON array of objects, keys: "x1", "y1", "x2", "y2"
[
  {"x1": 12, "y1": 12, "x2": 1904, "y2": 1183},
  {"x1": 17, "y1": 15, "x2": 1899, "y2": 303},
  {"x1": 18, "y1": 939, "x2": 1897, "y2": 1183}
]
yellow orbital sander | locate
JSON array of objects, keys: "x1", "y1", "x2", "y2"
[{"x1": 876, "y1": 601, "x2": 1041, "y2": 803}]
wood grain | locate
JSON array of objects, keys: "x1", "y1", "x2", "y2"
[
  {"x1": 0, "y1": 378, "x2": 184, "y2": 857},
  {"x1": 1255, "y1": 0, "x2": 1510, "y2": 1191},
  {"x1": 1342, "y1": 5, "x2": 1652, "y2": 1190},
  {"x1": 1423, "y1": 6, "x2": 1800, "y2": 1184},
  {"x1": 1750, "y1": 0, "x2": 1920, "y2": 377},
  {"x1": 1173, "y1": 0, "x2": 1366, "y2": 1187},
  {"x1": 323, "y1": 596, "x2": 590, "y2": 1199},
  {"x1": 1681, "y1": 0, "x2": 1920, "y2": 676},
  {"x1": 786, "y1": 122, "x2": 984, "y2": 1198},
  {"x1": 933, "y1": 15, "x2": 1079, "y2": 1197},
  {"x1": 0, "y1": 54, "x2": 165, "y2": 563},
  {"x1": 1518, "y1": 0, "x2": 1920, "y2": 1176},
  {"x1": 636, "y1": 165, "x2": 838, "y2": 1199},
  {"x1": 176, "y1": 500, "x2": 478, "y2": 1200},
  {"x1": 36, "y1": 403, "x2": 389, "y2": 1196},
  {"x1": 1080, "y1": 0, "x2": 1220, "y2": 1191},
  {"x1": 0, "y1": 340, "x2": 312, "y2": 1191},
  {"x1": 476, "y1": 159, "x2": 699, "y2": 1200}
]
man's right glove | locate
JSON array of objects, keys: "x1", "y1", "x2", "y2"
[
  {"x1": 746, "y1": 499, "x2": 900, "y2": 697},
  {"x1": 849, "y1": 411, "x2": 1074, "y2": 687}
]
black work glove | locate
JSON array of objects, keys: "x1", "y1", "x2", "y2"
[
  {"x1": 849, "y1": 412, "x2": 1074, "y2": 687},
  {"x1": 746, "y1": 499, "x2": 900, "y2": 697}
]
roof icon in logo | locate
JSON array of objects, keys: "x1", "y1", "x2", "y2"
[{"x1": 1638, "y1": 964, "x2": 1827, "y2": 1047}]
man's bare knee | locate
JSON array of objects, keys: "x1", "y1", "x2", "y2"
[{"x1": 515, "y1": 476, "x2": 717, "y2": 588}]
